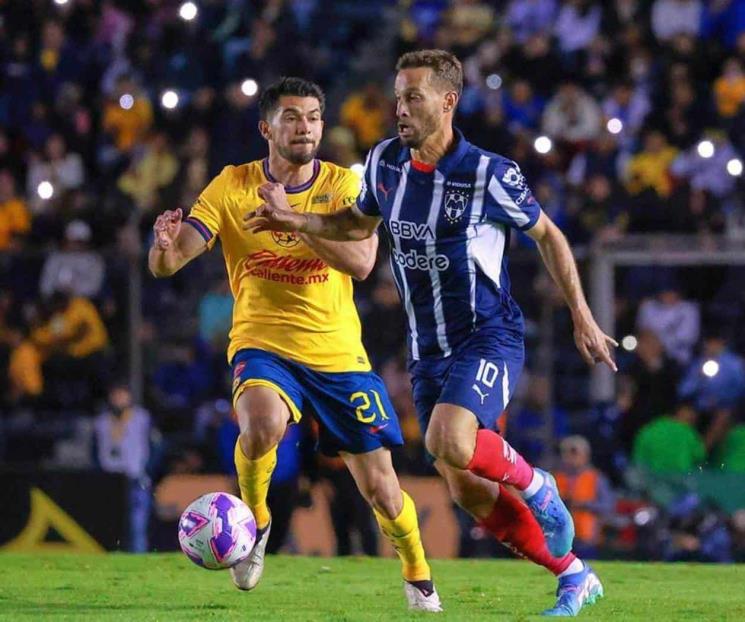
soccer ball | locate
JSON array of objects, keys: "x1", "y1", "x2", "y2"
[{"x1": 178, "y1": 492, "x2": 257, "y2": 570}]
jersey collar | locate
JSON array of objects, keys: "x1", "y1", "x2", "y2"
[
  {"x1": 396, "y1": 127, "x2": 470, "y2": 176},
  {"x1": 262, "y1": 158, "x2": 320, "y2": 194}
]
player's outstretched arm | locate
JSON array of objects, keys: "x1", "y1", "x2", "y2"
[
  {"x1": 299, "y1": 233, "x2": 379, "y2": 280},
  {"x1": 243, "y1": 182, "x2": 381, "y2": 241},
  {"x1": 527, "y1": 211, "x2": 618, "y2": 372},
  {"x1": 148, "y1": 208, "x2": 208, "y2": 277}
]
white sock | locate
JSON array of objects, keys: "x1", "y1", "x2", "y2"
[
  {"x1": 520, "y1": 469, "x2": 545, "y2": 499},
  {"x1": 558, "y1": 559, "x2": 584, "y2": 578}
]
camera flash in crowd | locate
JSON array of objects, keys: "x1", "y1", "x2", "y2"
[
  {"x1": 119, "y1": 93, "x2": 134, "y2": 110},
  {"x1": 621, "y1": 335, "x2": 638, "y2": 352},
  {"x1": 697, "y1": 140, "x2": 715, "y2": 159},
  {"x1": 534, "y1": 135, "x2": 552, "y2": 154},
  {"x1": 727, "y1": 158, "x2": 743, "y2": 177},
  {"x1": 179, "y1": 2, "x2": 198, "y2": 21},
  {"x1": 486, "y1": 74, "x2": 502, "y2": 90},
  {"x1": 37, "y1": 181, "x2": 54, "y2": 200},
  {"x1": 350, "y1": 163, "x2": 364, "y2": 177},
  {"x1": 606, "y1": 118, "x2": 623, "y2": 134},
  {"x1": 702, "y1": 360, "x2": 720, "y2": 378},
  {"x1": 241, "y1": 79, "x2": 259, "y2": 97},
  {"x1": 161, "y1": 90, "x2": 179, "y2": 110}
]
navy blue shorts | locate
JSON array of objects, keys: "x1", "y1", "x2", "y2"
[
  {"x1": 231, "y1": 349, "x2": 403, "y2": 457},
  {"x1": 409, "y1": 329, "x2": 525, "y2": 437}
]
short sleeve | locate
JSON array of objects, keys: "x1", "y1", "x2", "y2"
[
  {"x1": 355, "y1": 149, "x2": 380, "y2": 217},
  {"x1": 185, "y1": 166, "x2": 233, "y2": 249},
  {"x1": 332, "y1": 168, "x2": 362, "y2": 214},
  {"x1": 484, "y1": 159, "x2": 541, "y2": 231}
]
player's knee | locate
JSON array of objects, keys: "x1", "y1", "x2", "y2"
[
  {"x1": 425, "y1": 423, "x2": 474, "y2": 469},
  {"x1": 360, "y1": 474, "x2": 402, "y2": 520},
  {"x1": 237, "y1": 410, "x2": 286, "y2": 458}
]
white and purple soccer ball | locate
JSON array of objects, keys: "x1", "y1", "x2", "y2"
[{"x1": 178, "y1": 492, "x2": 257, "y2": 570}]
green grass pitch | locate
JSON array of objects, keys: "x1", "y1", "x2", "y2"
[{"x1": 1, "y1": 554, "x2": 744, "y2": 621}]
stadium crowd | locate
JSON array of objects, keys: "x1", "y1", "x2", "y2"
[{"x1": 1, "y1": 0, "x2": 745, "y2": 559}]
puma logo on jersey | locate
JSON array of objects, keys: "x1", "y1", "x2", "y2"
[
  {"x1": 472, "y1": 384, "x2": 489, "y2": 405},
  {"x1": 377, "y1": 182, "x2": 393, "y2": 200}
]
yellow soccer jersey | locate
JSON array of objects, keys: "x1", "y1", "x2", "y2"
[{"x1": 185, "y1": 159, "x2": 371, "y2": 373}]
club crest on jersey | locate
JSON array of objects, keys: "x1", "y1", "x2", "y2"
[
  {"x1": 271, "y1": 231, "x2": 300, "y2": 248},
  {"x1": 444, "y1": 190, "x2": 468, "y2": 223}
]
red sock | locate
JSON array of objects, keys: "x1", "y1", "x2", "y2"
[
  {"x1": 466, "y1": 429, "x2": 534, "y2": 490},
  {"x1": 481, "y1": 485, "x2": 575, "y2": 576}
]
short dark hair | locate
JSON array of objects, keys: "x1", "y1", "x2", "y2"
[
  {"x1": 258, "y1": 77, "x2": 325, "y2": 120},
  {"x1": 396, "y1": 49, "x2": 463, "y2": 96}
]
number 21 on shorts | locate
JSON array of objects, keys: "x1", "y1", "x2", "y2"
[{"x1": 349, "y1": 390, "x2": 389, "y2": 424}]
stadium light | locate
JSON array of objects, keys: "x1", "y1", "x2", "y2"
[
  {"x1": 53, "y1": 0, "x2": 69, "y2": 5},
  {"x1": 350, "y1": 163, "x2": 365, "y2": 177},
  {"x1": 621, "y1": 335, "x2": 637, "y2": 352},
  {"x1": 534, "y1": 135, "x2": 552, "y2": 154},
  {"x1": 697, "y1": 140, "x2": 715, "y2": 159},
  {"x1": 119, "y1": 93, "x2": 134, "y2": 110},
  {"x1": 37, "y1": 181, "x2": 54, "y2": 200},
  {"x1": 727, "y1": 158, "x2": 743, "y2": 177},
  {"x1": 179, "y1": 2, "x2": 198, "y2": 21},
  {"x1": 485, "y1": 74, "x2": 502, "y2": 90},
  {"x1": 241, "y1": 79, "x2": 259, "y2": 97},
  {"x1": 702, "y1": 360, "x2": 720, "y2": 378},
  {"x1": 161, "y1": 90, "x2": 179, "y2": 110},
  {"x1": 606, "y1": 118, "x2": 623, "y2": 134}
]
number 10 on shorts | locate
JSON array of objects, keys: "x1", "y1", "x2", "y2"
[{"x1": 475, "y1": 359, "x2": 499, "y2": 387}]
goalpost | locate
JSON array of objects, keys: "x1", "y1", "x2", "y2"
[{"x1": 589, "y1": 234, "x2": 745, "y2": 402}]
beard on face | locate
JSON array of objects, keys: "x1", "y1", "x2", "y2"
[
  {"x1": 277, "y1": 139, "x2": 319, "y2": 165},
  {"x1": 398, "y1": 111, "x2": 439, "y2": 149}
]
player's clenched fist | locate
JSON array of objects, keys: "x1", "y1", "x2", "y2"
[
  {"x1": 153, "y1": 208, "x2": 183, "y2": 250},
  {"x1": 257, "y1": 182, "x2": 288, "y2": 208}
]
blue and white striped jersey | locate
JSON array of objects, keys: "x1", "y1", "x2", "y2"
[{"x1": 357, "y1": 129, "x2": 542, "y2": 361}]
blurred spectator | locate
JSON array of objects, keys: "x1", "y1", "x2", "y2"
[
  {"x1": 663, "y1": 493, "x2": 733, "y2": 563},
  {"x1": 505, "y1": 0, "x2": 557, "y2": 44},
  {"x1": 670, "y1": 131, "x2": 740, "y2": 200},
  {"x1": 7, "y1": 323, "x2": 43, "y2": 406},
  {"x1": 198, "y1": 277, "x2": 234, "y2": 352},
  {"x1": 177, "y1": 127, "x2": 211, "y2": 208},
  {"x1": 502, "y1": 79, "x2": 544, "y2": 133},
  {"x1": 94, "y1": 383, "x2": 152, "y2": 552},
  {"x1": 26, "y1": 134, "x2": 85, "y2": 211},
  {"x1": 633, "y1": 402, "x2": 705, "y2": 473},
  {"x1": 340, "y1": 83, "x2": 391, "y2": 151},
  {"x1": 652, "y1": 0, "x2": 703, "y2": 42},
  {"x1": 542, "y1": 81, "x2": 602, "y2": 147},
  {"x1": 554, "y1": 0, "x2": 602, "y2": 56},
  {"x1": 636, "y1": 283, "x2": 700, "y2": 366},
  {"x1": 555, "y1": 435, "x2": 615, "y2": 558},
  {"x1": 714, "y1": 58, "x2": 745, "y2": 119},
  {"x1": 601, "y1": 81, "x2": 651, "y2": 147},
  {"x1": 678, "y1": 331, "x2": 745, "y2": 450},
  {"x1": 40, "y1": 220, "x2": 105, "y2": 300},
  {"x1": 0, "y1": 169, "x2": 31, "y2": 251},
  {"x1": 617, "y1": 329, "x2": 680, "y2": 451},
  {"x1": 715, "y1": 425, "x2": 745, "y2": 472},
  {"x1": 118, "y1": 132, "x2": 179, "y2": 212},
  {"x1": 624, "y1": 130, "x2": 678, "y2": 199},
  {"x1": 101, "y1": 74, "x2": 153, "y2": 153},
  {"x1": 320, "y1": 126, "x2": 361, "y2": 169},
  {"x1": 32, "y1": 290, "x2": 109, "y2": 408},
  {"x1": 565, "y1": 173, "x2": 627, "y2": 244}
]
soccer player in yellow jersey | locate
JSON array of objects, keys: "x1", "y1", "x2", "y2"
[{"x1": 148, "y1": 77, "x2": 441, "y2": 612}]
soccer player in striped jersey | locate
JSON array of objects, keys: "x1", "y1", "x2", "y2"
[
  {"x1": 150, "y1": 77, "x2": 441, "y2": 612},
  {"x1": 248, "y1": 51, "x2": 615, "y2": 616}
]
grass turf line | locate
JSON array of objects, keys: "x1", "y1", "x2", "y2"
[{"x1": 1, "y1": 554, "x2": 744, "y2": 621}]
